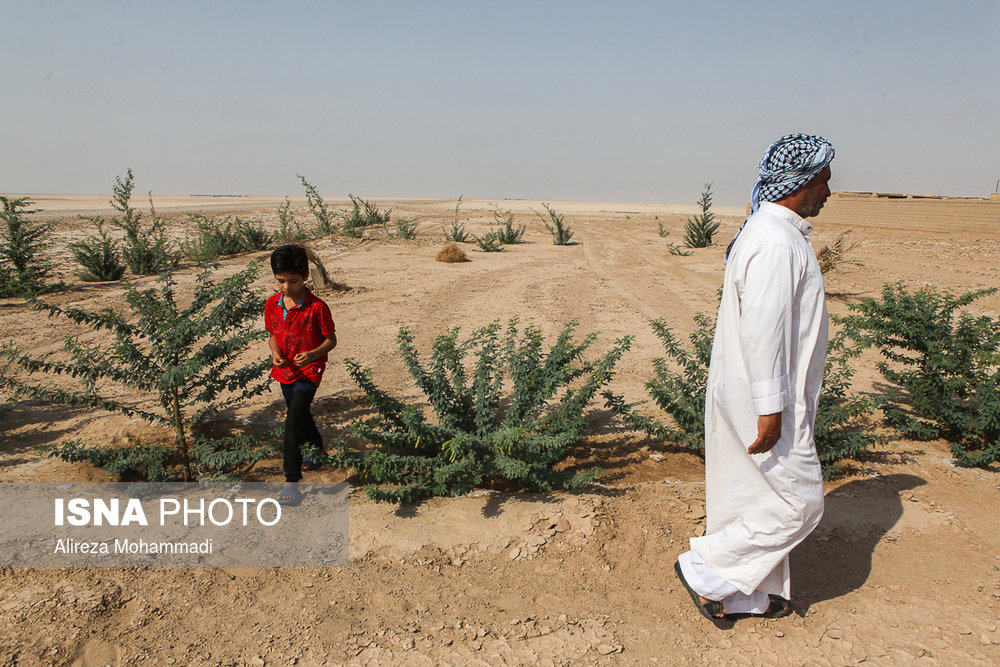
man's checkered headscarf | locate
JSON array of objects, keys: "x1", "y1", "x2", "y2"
[
  {"x1": 751, "y1": 133, "x2": 835, "y2": 213},
  {"x1": 724, "y1": 133, "x2": 835, "y2": 264}
]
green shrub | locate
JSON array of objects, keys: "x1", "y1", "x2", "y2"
[
  {"x1": 683, "y1": 183, "x2": 720, "y2": 248},
  {"x1": 182, "y1": 215, "x2": 244, "y2": 261},
  {"x1": 444, "y1": 195, "x2": 470, "y2": 242},
  {"x1": 838, "y1": 282, "x2": 1000, "y2": 466},
  {"x1": 0, "y1": 262, "x2": 276, "y2": 481},
  {"x1": 109, "y1": 171, "x2": 176, "y2": 274},
  {"x1": 330, "y1": 320, "x2": 633, "y2": 503},
  {"x1": 276, "y1": 197, "x2": 308, "y2": 242},
  {"x1": 180, "y1": 215, "x2": 270, "y2": 261},
  {"x1": 535, "y1": 204, "x2": 574, "y2": 245},
  {"x1": 474, "y1": 231, "x2": 504, "y2": 252},
  {"x1": 0, "y1": 196, "x2": 58, "y2": 297},
  {"x1": 666, "y1": 243, "x2": 692, "y2": 257},
  {"x1": 234, "y1": 217, "x2": 273, "y2": 251},
  {"x1": 394, "y1": 217, "x2": 419, "y2": 239},
  {"x1": 298, "y1": 174, "x2": 338, "y2": 235},
  {"x1": 657, "y1": 216, "x2": 670, "y2": 238},
  {"x1": 69, "y1": 217, "x2": 126, "y2": 282},
  {"x1": 343, "y1": 195, "x2": 391, "y2": 237},
  {"x1": 604, "y1": 311, "x2": 881, "y2": 478},
  {"x1": 491, "y1": 205, "x2": 526, "y2": 244}
]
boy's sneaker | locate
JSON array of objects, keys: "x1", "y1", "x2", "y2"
[{"x1": 302, "y1": 451, "x2": 325, "y2": 472}]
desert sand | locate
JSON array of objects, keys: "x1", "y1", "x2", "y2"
[{"x1": 2, "y1": 192, "x2": 1000, "y2": 665}]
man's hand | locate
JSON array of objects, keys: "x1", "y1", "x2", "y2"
[
  {"x1": 293, "y1": 350, "x2": 315, "y2": 366},
  {"x1": 272, "y1": 354, "x2": 288, "y2": 368},
  {"x1": 748, "y1": 412, "x2": 782, "y2": 454}
]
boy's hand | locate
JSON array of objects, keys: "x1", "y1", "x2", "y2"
[
  {"x1": 293, "y1": 350, "x2": 315, "y2": 366},
  {"x1": 272, "y1": 354, "x2": 288, "y2": 368}
]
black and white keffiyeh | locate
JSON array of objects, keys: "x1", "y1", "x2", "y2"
[
  {"x1": 751, "y1": 133, "x2": 835, "y2": 213},
  {"x1": 724, "y1": 133, "x2": 835, "y2": 264}
]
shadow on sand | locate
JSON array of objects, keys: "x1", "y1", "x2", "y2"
[{"x1": 791, "y1": 473, "x2": 927, "y2": 613}]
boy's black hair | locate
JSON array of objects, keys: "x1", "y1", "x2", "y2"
[{"x1": 271, "y1": 244, "x2": 310, "y2": 278}]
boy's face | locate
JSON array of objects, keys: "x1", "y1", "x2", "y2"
[{"x1": 274, "y1": 272, "x2": 307, "y2": 301}]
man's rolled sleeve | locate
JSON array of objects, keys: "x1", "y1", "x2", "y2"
[
  {"x1": 738, "y1": 243, "x2": 797, "y2": 417},
  {"x1": 750, "y1": 373, "x2": 792, "y2": 415}
]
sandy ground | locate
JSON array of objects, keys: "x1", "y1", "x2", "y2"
[{"x1": 1, "y1": 193, "x2": 1000, "y2": 665}]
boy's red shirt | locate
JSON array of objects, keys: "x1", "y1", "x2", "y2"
[{"x1": 264, "y1": 288, "x2": 336, "y2": 386}]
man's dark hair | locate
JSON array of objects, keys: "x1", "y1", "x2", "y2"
[{"x1": 270, "y1": 244, "x2": 310, "y2": 278}]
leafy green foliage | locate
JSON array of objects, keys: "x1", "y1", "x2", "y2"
[
  {"x1": 473, "y1": 231, "x2": 504, "y2": 252},
  {"x1": 535, "y1": 204, "x2": 574, "y2": 245},
  {"x1": 815, "y1": 328, "x2": 887, "y2": 477},
  {"x1": 604, "y1": 316, "x2": 711, "y2": 451},
  {"x1": 276, "y1": 196, "x2": 308, "y2": 242},
  {"x1": 838, "y1": 282, "x2": 1000, "y2": 466},
  {"x1": 331, "y1": 320, "x2": 633, "y2": 503},
  {"x1": 657, "y1": 216, "x2": 670, "y2": 238},
  {"x1": 109, "y1": 170, "x2": 176, "y2": 275},
  {"x1": 0, "y1": 262, "x2": 276, "y2": 481},
  {"x1": 665, "y1": 243, "x2": 693, "y2": 256},
  {"x1": 0, "y1": 196, "x2": 58, "y2": 297},
  {"x1": 298, "y1": 174, "x2": 338, "y2": 235},
  {"x1": 182, "y1": 215, "x2": 272, "y2": 261},
  {"x1": 343, "y1": 195, "x2": 391, "y2": 237},
  {"x1": 491, "y1": 205, "x2": 526, "y2": 244},
  {"x1": 444, "y1": 195, "x2": 470, "y2": 242},
  {"x1": 69, "y1": 217, "x2": 126, "y2": 282},
  {"x1": 394, "y1": 217, "x2": 419, "y2": 239},
  {"x1": 605, "y1": 311, "x2": 881, "y2": 478},
  {"x1": 683, "y1": 183, "x2": 721, "y2": 248}
]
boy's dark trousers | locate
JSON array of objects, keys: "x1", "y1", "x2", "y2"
[{"x1": 280, "y1": 380, "x2": 322, "y2": 483}]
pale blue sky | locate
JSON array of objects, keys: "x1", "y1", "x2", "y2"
[{"x1": 3, "y1": 0, "x2": 997, "y2": 205}]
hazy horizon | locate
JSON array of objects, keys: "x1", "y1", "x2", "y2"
[{"x1": 3, "y1": 1, "x2": 998, "y2": 207}]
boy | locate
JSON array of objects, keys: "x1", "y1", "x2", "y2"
[{"x1": 264, "y1": 244, "x2": 337, "y2": 506}]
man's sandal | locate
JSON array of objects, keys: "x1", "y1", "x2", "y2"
[
  {"x1": 757, "y1": 595, "x2": 793, "y2": 619},
  {"x1": 723, "y1": 594, "x2": 794, "y2": 620},
  {"x1": 674, "y1": 560, "x2": 726, "y2": 621}
]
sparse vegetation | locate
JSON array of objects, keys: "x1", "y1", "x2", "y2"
[
  {"x1": 181, "y1": 215, "x2": 272, "y2": 262},
  {"x1": 298, "y1": 174, "x2": 338, "y2": 235},
  {"x1": 683, "y1": 183, "x2": 721, "y2": 248},
  {"x1": 444, "y1": 195, "x2": 470, "y2": 242},
  {"x1": 605, "y1": 311, "x2": 882, "y2": 478},
  {"x1": 474, "y1": 231, "x2": 504, "y2": 252},
  {"x1": 109, "y1": 170, "x2": 176, "y2": 275},
  {"x1": 0, "y1": 262, "x2": 276, "y2": 481},
  {"x1": 276, "y1": 196, "x2": 308, "y2": 242},
  {"x1": 665, "y1": 243, "x2": 693, "y2": 257},
  {"x1": 343, "y1": 195, "x2": 391, "y2": 238},
  {"x1": 436, "y1": 242, "x2": 468, "y2": 263},
  {"x1": 329, "y1": 320, "x2": 633, "y2": 503},
  {"x1": 817, "y1": 230, "x2": 862, "y2": 273},
  {"x1": 394, "y1": 217, "x2": 420, "y2": 239},
  {"x1": 657, "y1": 216, "x2": 670, "y2": 238},
  {"x1": 491, "y1": 204, "x2": 526, "y2": 244},
  {"x1": 535, "y1": 204, "x2": 574, "y2": 245},
  {"x1": 0, "y1": 196, "x2": 58, "y2": 297},
  {"x1": 69, "y1": 218, "x2": 126, "y2": 282},
  {"x1": 838, "y1": 282, "x2": 1000, "y2": 466}
]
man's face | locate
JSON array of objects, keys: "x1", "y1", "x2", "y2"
[{"x1": 796, "y1": 166, "x2": 832, "y2": 219}]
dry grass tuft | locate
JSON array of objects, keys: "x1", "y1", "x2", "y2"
[
  {"x1": 436, "y1": 243, "x2": 469, "y2": 263},
  {"x1": 817, "y1": 230, "x2": 862, "y2": 273}
]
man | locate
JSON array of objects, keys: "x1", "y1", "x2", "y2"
[{"x1": 675, "y1": 133, "x2": 835, "y2": 621}]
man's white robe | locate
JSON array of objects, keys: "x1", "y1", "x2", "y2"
[{"x1": 691, "y1": 201, "x2": 828, "y2": 600}]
